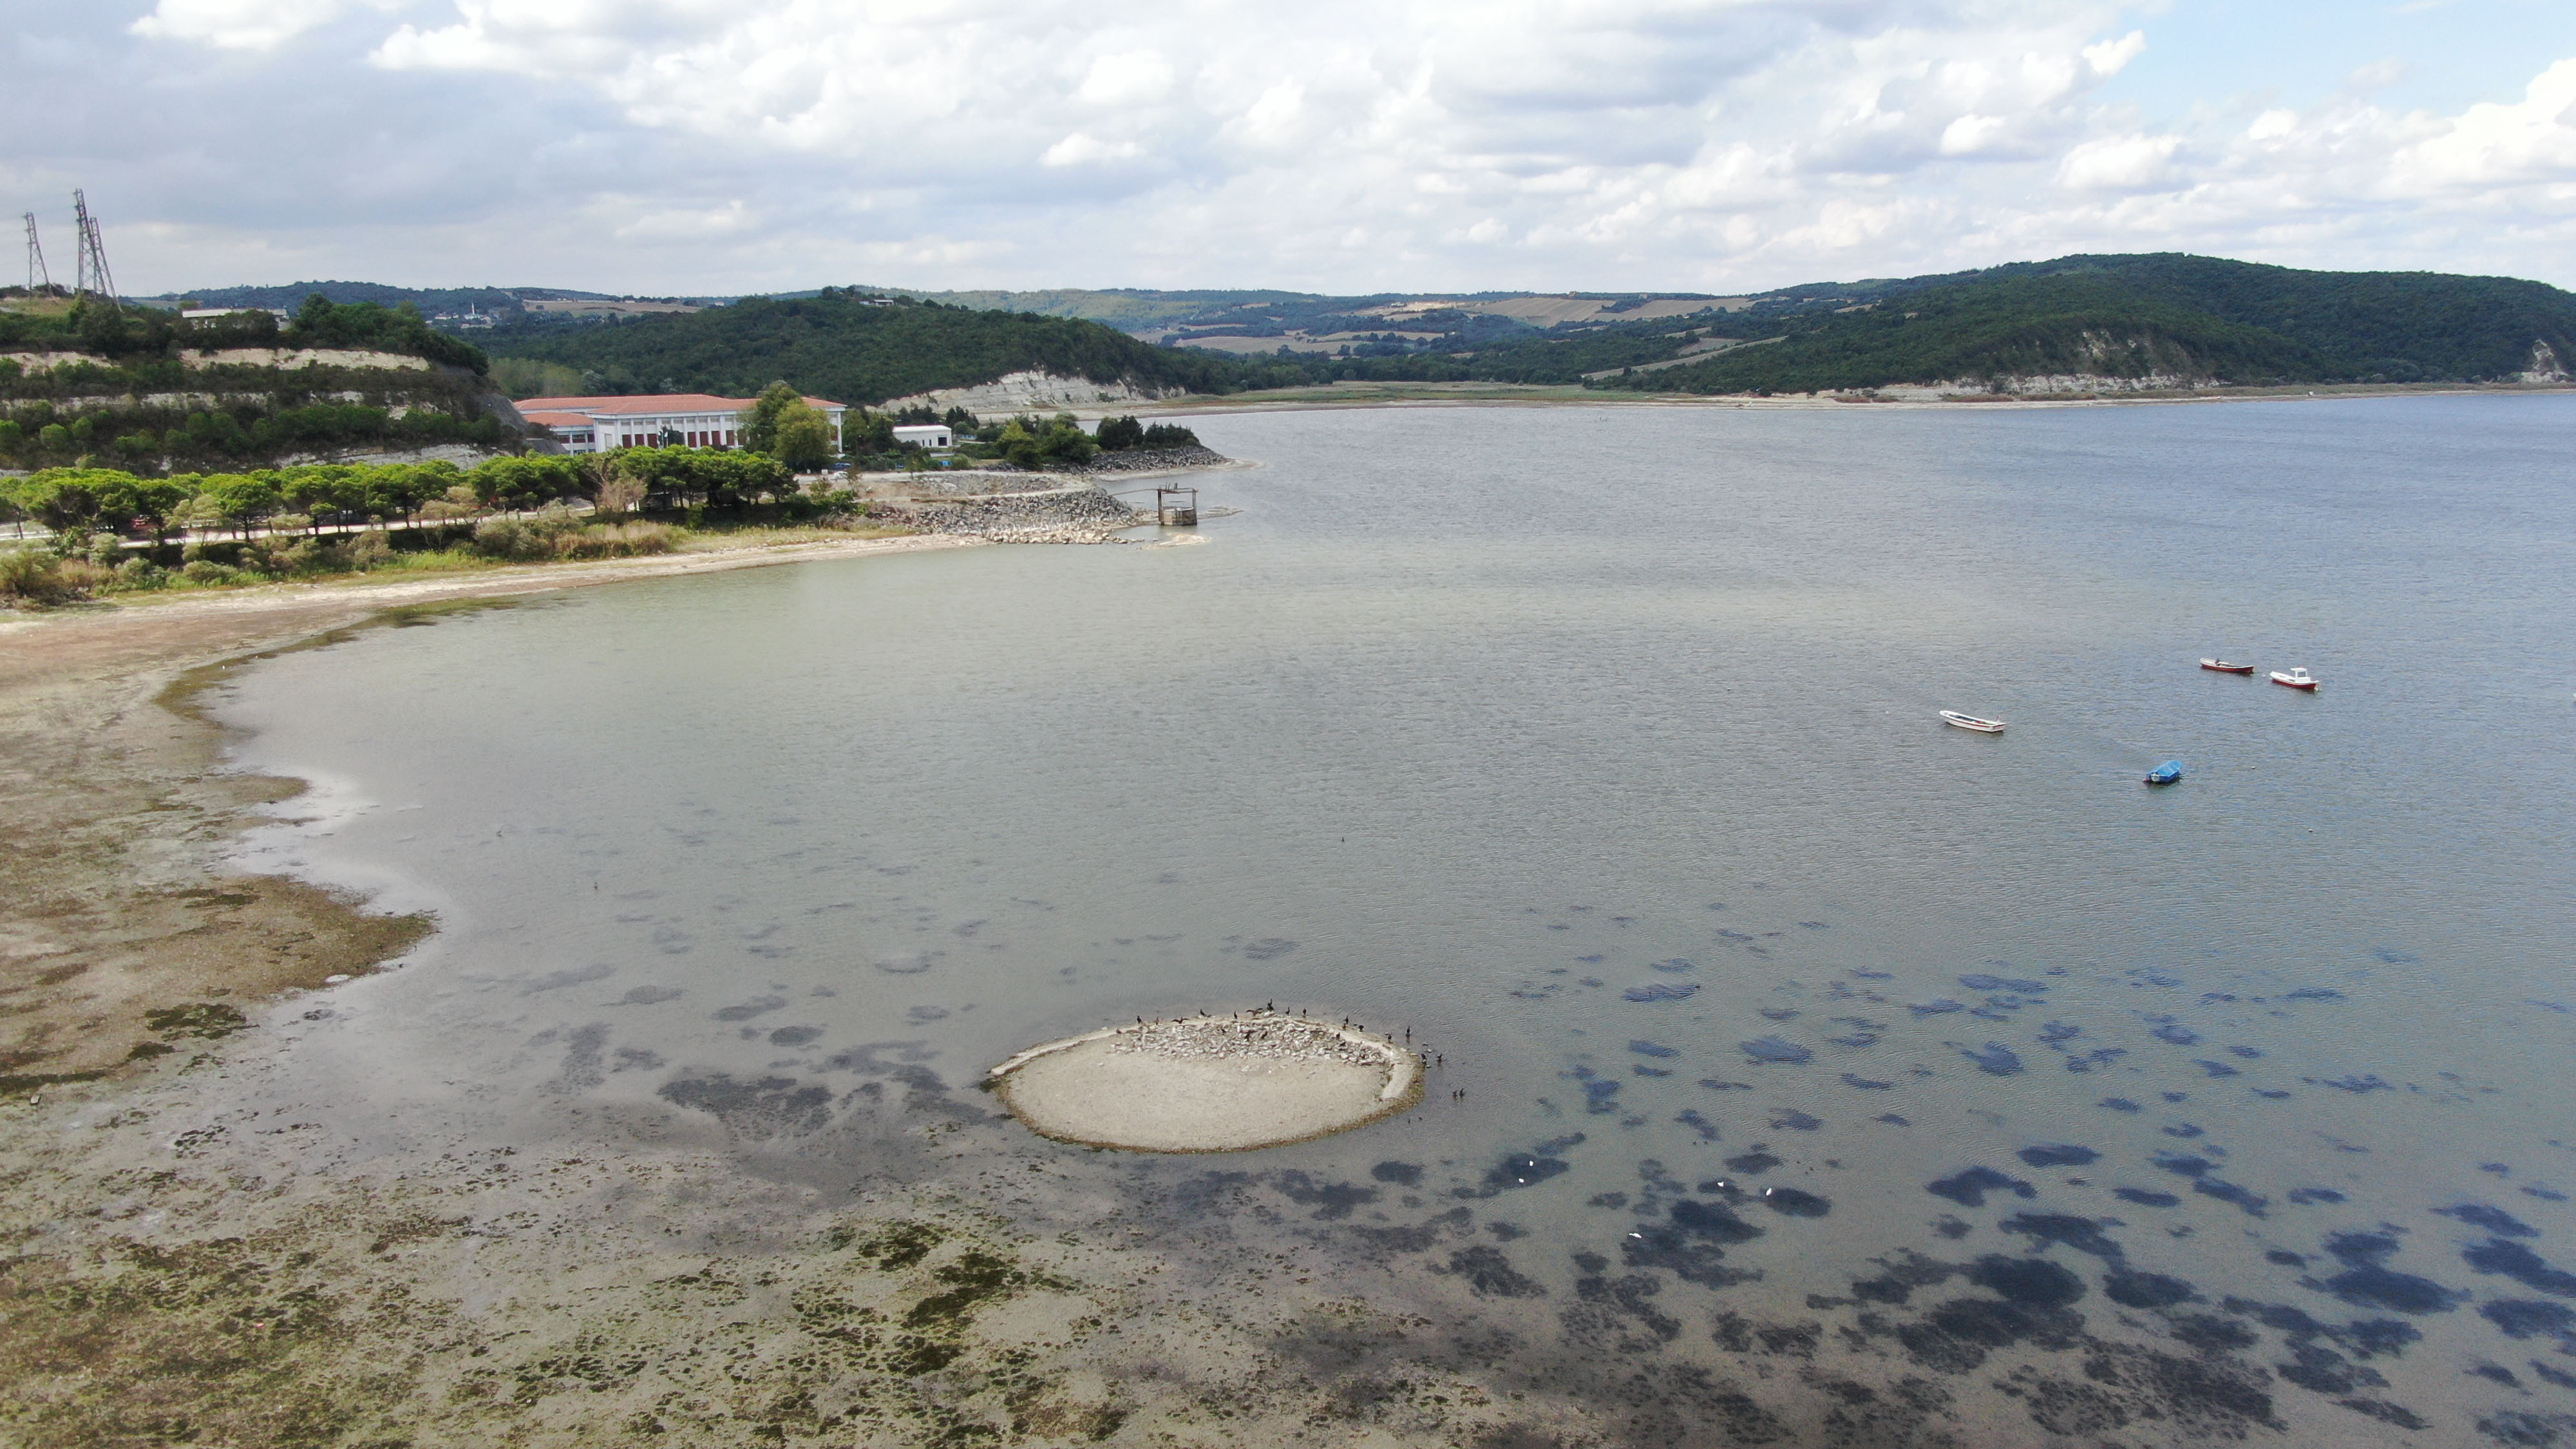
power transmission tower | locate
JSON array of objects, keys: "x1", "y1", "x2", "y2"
[
  {"x1": 21, "y1": 213, "x2": 48, "y2": 293},
  {"x1": 71, "y1": 189, "x2": 116, "y2": 306}
]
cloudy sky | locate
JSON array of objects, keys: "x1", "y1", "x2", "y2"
[{"x1": 10, "y1": 0, "x2": 2576, "y2": 296}]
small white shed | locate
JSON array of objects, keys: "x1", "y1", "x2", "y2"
[{"x1": 892, "y1": 424, "x2": 954, "y2": 449}]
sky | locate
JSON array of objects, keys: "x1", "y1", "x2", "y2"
[{"x1": 8, "y1": 0, "x2": 2576, "y2": 297}]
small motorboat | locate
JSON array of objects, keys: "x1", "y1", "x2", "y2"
[
  {"x1": 1939, "y1": 711, "x2": 2007, "y2": 734},
  {"x1": 2270, "y1": 667, "x2": 2318, "y2": 691},
  {"x1": 2145, "y1": 760, "x2": 2184, "y2": 786},
  {"x1": 2200, "y1": 659, "x2": 2256, "y2": 674}
]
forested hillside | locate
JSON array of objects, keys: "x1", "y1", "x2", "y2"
[
  {"x1": 1, "y1": 292, "x2": 509, "y2": 471},
  {"x1": 469, "y1": 257, "x2": 2575, "y2": 404},
  {"x1": 1589, "y1": 255, "x2": 2576, "y2": 394},
  {"x1": 480, "y1": 290, "x2": 1258, "y2": 404}
]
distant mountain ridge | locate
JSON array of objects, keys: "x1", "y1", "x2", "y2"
[{"x1": 221, "y1": 255, "x2": 2576, "y2": 404}]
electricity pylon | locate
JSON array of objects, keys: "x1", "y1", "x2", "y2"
[
  {"x1": 71, "y1": 189, "x2": 115, "y2": 305},
  {"x1": 22, "y1": 213, "x2": 50, "y2": 293}
]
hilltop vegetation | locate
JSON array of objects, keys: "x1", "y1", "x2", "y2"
[
  {"x1": 1589, "y1": 254, "x2": 2576, "y2": 395},
  {"x1": 479, "y1": 290, "x2": 1278, "y2": 405},
  {"x1": 1, "y1": 292, "x2": 506, "y2": 471},
  {"x1": 857, "y1": 258, "x2": 2576, "y2": 393},
  {"x1": 460, "y1": 256, "x2": 2575, "y2": 405},
  {"x1": 1, "y1": 290, "x2": 488, "y2": 372}
]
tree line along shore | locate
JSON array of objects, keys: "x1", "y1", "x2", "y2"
[{"x1": 0, "y1": 393, "x2": 1209, "y2": 607}]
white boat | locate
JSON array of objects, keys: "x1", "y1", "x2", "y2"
[
  {"x1": 1939, "y1": 711, "x2": 2007, "y2": 733},
  {"x1": 2270, "y1": 667, "x2": 2318, "y2": 691}
]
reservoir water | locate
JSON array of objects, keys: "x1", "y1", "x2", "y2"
[{"x1": 212, "y1": 396, "x2": 2576, "y2": 1443}]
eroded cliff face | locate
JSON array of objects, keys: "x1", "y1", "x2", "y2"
[
  {"x1": 2521, "y1": 339, "x2": 2568, "y2": 383},
  {"x1": 3, "y1": 346, "x2": 433, "y2": 375},
  {"x1": 877, "y1": 370, "x2": 1182, "y2": 417},
  {"x1": 3, "y1": 352, "x2": 526, "y2": 470}
]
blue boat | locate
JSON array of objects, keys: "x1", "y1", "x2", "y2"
[{"x1": 2145, "y1": 760, "x2": 2184, "y2": 786}]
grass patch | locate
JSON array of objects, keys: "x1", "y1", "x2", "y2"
[
  {"x1": 142, "y1": 1003, "x2": 250, "y2": 1039},
  {"x1": 674, "y1": 522, "x2": 917, "y2": 551}
]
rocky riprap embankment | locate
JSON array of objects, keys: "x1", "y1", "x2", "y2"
[
  {"x1": 1106, "y1": 1011, "x2": 1401, "y2": 1069},
  {"x1": 873, "y1": 448, "x2": 1229, "y2": 543},
  {"x1": 1075, "y1": 446, "x2": 1230, "y2": 475},
  {"x1": 889, "y1": 483, "x2": 1145, "y2": 544}
]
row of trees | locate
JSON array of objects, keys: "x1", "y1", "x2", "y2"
[
  {"x1": 0, "y1": 293, "x2": 489, "y2": 374},
  {"x1": 0, "y1": 446, "x2": 814, "y2": 540},
  {"x1": 0, "y1": 399, "x2": 504, "y2": 469},
  {"x1": 1094, "y1": 415, "x2": 1204, "y2": 451}
]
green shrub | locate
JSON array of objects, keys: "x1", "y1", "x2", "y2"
[
  {"x1": 471, "y1": 513, "x2": 564, "y2": 562},
  {"x1": 0, "y1": 547, "x2": 75, "y2": 604},
  {"x1": 278, "y1": 537, "x2": 352, "y2": 574},
  {"x1": 111, "y1": 556, "x2": 170, "y2": 590},
  {"x1": 180, "y1": 559, "x2": 256, "y2": 586},
  {"x1": 475, "y1": 509, "x2": 674, "y2": 562},
  {"x1": 555, "y1": 521, "x2": 676, "y2": 559}
]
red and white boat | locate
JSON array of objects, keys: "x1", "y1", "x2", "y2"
[
  {"x1": 2270, "y1": 667, "x2": 2318, "y2": 691},
  {"x1": 1939, "y1": 711, "x2": 2007, "y2": 733},
  {"x1": 2200, "y1": 658, "x2": 2256, "y2": 674}
]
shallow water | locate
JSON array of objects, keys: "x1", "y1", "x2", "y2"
[{"x1": 214, "y1": 395, "x2": 2576, "y2": 1441}]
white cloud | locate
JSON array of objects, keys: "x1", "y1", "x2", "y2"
[
  {"x1": 131, "y1": 0, "x2": 382, "y2": 50},
  {"x1": 1043, "y1": 133, "x2": 1143, "y2": 167},
  {"x1": 1231, "y1": 79, "x2": 1310, "y2": 149},
  {"x1": 1076, "y1": 50, "x2": 1175, "y2": 106},
  {"x1": 614, "y1": 199, "x2": 754, "y2": 243},
  {"x1": 2081, "y1": 30, "x2": 2145, "y2": 77},
  {"x1": 2056, "y1": 133, "x2": 2184, "y2": 191},
  {"x1": 2387, "y1": 56, "x2": 2576, "y2": 190},
  {"x1": 37, "y1": 1, "x2": 2576, "y2": 293},
  {"x1": 2247, "y1": 109, "x2": 2299, "y2": 142},
  {"x1": 1939, "y1": 114, "x2": 2012, "y2": 156}
]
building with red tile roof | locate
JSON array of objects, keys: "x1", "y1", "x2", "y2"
[{"x1": 516, "y1": 393, "x2": 848, "y2": 454}]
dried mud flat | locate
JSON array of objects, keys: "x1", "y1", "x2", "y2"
[{"x1": 0, "y1": 540, "x2": 2526, "y2": 1448}]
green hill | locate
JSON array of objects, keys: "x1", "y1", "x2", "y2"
[
  {"x1": 478, "y1": 289, "x2": 1264, "y2": 404},
  {"x1": 1586, "y1": 255, "x2": 2576, "y2": 395},
  {"x1": 2, "y1": 293, "x2": 512, "y2": 473},
  {"x1": 468, "y1": 256, "x2": 2576, "y2": 407}
]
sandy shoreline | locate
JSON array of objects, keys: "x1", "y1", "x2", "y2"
[{"x1": 0, "y1": 532, "x2": 981, "y2": 1094}]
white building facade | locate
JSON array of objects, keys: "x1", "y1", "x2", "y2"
[
  {"x1": 891, "y1": 424, "x2": 954, "y2": 449},
  {"x1": 516, "y1": 392, "x2": 848, "y2": 455}
]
